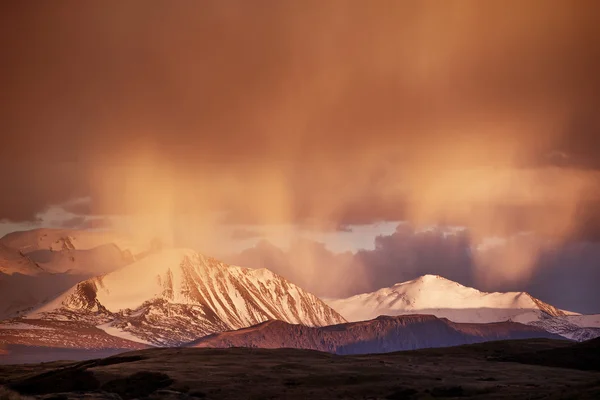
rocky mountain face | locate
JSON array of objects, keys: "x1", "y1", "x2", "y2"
[
  {"x1": 189, "y1": 314, "x2": 564, "y2": 355},
  {"x1": 530, "y1": 315, "x2": 600, "y2": 342},
  {"x1": 26, "y1": 249, "x2": 346, "y2": 346}
]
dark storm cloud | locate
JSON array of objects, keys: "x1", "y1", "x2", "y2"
[
  {"x1": 229, "y1": 225, "x2": 477, "y2": 298},
  {"x1": 1, "y1": 0, "x2": 600, "y2": 243},
  {"x1": 228, "y1": 239, "x2": 363, "y2": 298},
  {"x1": 228, "y1": 225, "x2": 600, "y2": 313},
  {"x1": 0, "y1": 162, "x2": 88, "y2": 222}
]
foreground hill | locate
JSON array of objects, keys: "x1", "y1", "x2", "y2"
[
  {"x1": 327, "y1": 274, "x2": 600, "y2": 341},
  {"x1": 2, "y1": 339, "x2": 599, "y2": 399},
  {"x1": 499, "y1": 336, "x2": 600, "y2": 371},
  {"x1": 0, "y1": 319, "x2": 148, "y2": 364},
  {"x1": 189, "y1": 314, "x2": 563, "y2": 354},
  {"x1": 25, "y1": 249, "x2": 346, "y2": 346}
]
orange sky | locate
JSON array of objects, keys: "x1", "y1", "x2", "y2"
[{"x1": 1, "y1": 1, "x2": 600, "y2": 299}]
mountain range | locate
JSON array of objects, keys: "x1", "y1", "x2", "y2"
[
  {"x1": 26, "y1": 248, "x2": 345, "y2": 346},
  {"x1": 1, "y1": 228, "x2": 599, "y2": 363},
  {"x1": 326, "y1": 274, "x2": 600, "y2": 341}
]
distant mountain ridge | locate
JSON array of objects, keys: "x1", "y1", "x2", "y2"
[
  {"x1": 0, "y1": 229, "x2": 143, "y2": 320},
  {"x1": 189, "y1": 314, "x2": 564, "y2": 355},
  {"x1": 326, "y1": 274, "x2": 600, "y2": 341},
  {"x1": 0, "y1": 228, "x2": 142, "y2": 255},
  {"x1": 327, "y1": 274, "x2": 570, "y2": 323}
]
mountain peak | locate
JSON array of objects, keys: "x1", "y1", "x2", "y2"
[
  {"x1": 394, "y1": 274, "x2": 467, "y2": 291},
  {"x1": 414, "y1": 274, "x2": 451, "y2": 284},
  {"x1": 28, "y1": 248, "x2": 346, "y2": 346},
  {"x1": 327, "y1": 274, "x2": 572, "y2": 325}
]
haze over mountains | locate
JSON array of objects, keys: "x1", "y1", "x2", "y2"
[{"x1": 1, "y1": 228, "x2": 599, "y2": 364}]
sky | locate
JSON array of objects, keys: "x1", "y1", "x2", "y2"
[{"x1": 1, "y1": 1, "x2": 600, "y2": 312}]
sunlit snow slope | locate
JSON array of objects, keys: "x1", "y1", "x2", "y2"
[
  {"x1": 29, "y1": 249, "x2": 346, "y2": 346},
  {"x1": 327, "y1": 274, "x2": 572, "y2": 324},
  {"x1": 326, "y1": 274, "x2": 600, "y2": 341}
]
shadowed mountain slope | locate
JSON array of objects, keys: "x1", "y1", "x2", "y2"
[{"x1": 189, "y1": 314, "x2": 564, "y2": 355}]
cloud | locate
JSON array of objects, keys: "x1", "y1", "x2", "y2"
[
  {"x1": 2, "y1": 1, "x2": 600, "y2": 289},
  {"x1": 51, "y1": 215, "x2": 112, "y2": 230},
  {"x1": 60, "y1": 198, "x2": 93, "y2": 216},
  {"x1": 227, "y1": 225, "x2": 600, "y2": 313},
  {"x1": 228, "y1": 239, "x2": 367, "y2": 298},
  {"x1": 56, "y1": 216, "x2": 86, "y2": 229}
]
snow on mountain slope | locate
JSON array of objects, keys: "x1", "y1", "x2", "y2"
[
  {"x1": 0, "y1": 229, "x2": 146, "y2": 320},
  {"x1": 529, "y1": 314, "x2": 600, "y2": 342},
  {"x1": 327, "y1": 275, "x2": 571, "y2": 325},
  {"x1": 0, "y1": 228, "x2": 143, "y2": 255},
  {"x1": 566, "y1": 314, "x2": 600, "y2": 328},
  {"x1": 0, "y1": 244, "x2": 44, "y2": 276},
  {"x1": 0, "y1": 272, "x2": 93, "y2": 320},
  {"x1": 326, "y1": 275, "x2": 600, "y2": 341},
  {"x1": 28, "y1": 249, "x2": 346, "y2": 346},
  {"x1": 532, "y1": 320, "x2": 600, "y2": 342},
  {"x1": 0, "y1": 242, "x2": 137, "y2": 320},
  {"x1": 25, "y1": 243, "x2": 133, "y2": 275}
]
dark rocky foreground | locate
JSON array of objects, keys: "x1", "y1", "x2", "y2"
[{"x1": 1, "y1": 338, "x2": 600, "y2": 399}]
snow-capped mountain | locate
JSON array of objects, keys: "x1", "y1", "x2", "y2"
[
  {"x1": 26, "y1": 249, "x2": 346, "y2": 346},
  {"x1": 327, "y1": 275, "x2": 572, "y2": 324},
  {"x1": 0, "y1": 243, "x2": 83, "y2": 319},
  {"x1": 326, "y1": 274, "x2": 599, "y2": 341},
  {"x1": 0, "y1": 229, "x2": 143, "y2": 320},
  {"x1": 189, "y1": 314, "x2": 563, "y2": 355},
  {"x1": 25, "y1": 244, "x2": 134, "y2": 275},
  {"x1": 0, "y1": 243, "x2": 44, "y2": 276},
  {"x1": 0, "y1": 228, "x2": 143, "y2": 256}
]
